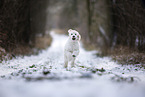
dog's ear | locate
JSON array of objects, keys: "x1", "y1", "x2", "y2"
[
  {"x1": 68, "y1": 29, "x2": 72, "y2": 34},
  {"x1": 77, "y1": 34, "x2": 81, "y2": 41}
]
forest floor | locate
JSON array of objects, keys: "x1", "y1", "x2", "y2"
[{"x1": 0, "y1": 31, "x2": 145, "y2": 97}]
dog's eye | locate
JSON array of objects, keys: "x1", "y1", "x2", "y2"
[
  {"x1": 71, "y1": 34, "x2": 73, "y2": 35},
  {"x1": 75, "y1": 34, "x2": 76, "y2": 35}
]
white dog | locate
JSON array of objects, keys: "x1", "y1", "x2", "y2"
[{"x1": 64, "y1": 29, "x2": 81, "y2": 68}]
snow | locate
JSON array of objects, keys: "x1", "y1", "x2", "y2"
[{"x1": 0, "y1": 31, "x2": 145, "y2": 97}]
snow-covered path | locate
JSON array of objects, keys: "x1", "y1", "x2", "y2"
[{"x1": 0, "y1": 31, "x2": 145, "y2": 97}]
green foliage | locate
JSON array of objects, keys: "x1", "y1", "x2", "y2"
[
  {"x1": 111, "y1": 74, "x2": 139, "y2": 83},
  {"x1": 29, "y1": 64, "x2": 36, "y2": 68},
  {"x1": 91, "y1": 68, "x2": 106, "y2": 73},
  {"x1": 43, "y1": 69, "x2": 50, "y2": 75}
]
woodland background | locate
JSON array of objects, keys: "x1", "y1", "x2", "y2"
[{"x1": 0, "y1": 0, "x2": 145, "y2": 64}]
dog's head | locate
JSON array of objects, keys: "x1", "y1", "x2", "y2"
[{"x1": 68, "y1": 29, "x2": 81, "y2": 41}]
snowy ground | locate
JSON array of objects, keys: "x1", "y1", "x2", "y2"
[{"x1": 0, "y1": 31, "x2": 145, "y2": 97}]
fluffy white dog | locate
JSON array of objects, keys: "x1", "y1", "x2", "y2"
[{"x1": 64, "y1": 29, "x2": 81, "y2": 68}]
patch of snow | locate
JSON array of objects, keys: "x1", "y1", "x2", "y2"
[{"x1": 0, "y1": 31, "x2": 145, "y2": 97}]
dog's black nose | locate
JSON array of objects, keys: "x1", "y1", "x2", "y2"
[{"x1": 73, "y1": 36, "x2": 75, "y2": 37}]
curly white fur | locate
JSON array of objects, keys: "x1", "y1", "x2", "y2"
[{"x1": 64, "y1": 29, "x2": 81, "y2": 68}]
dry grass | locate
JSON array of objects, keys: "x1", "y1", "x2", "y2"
[
  {"x1": 110, "y1": 46, "x2": 145, "y2": 66},
  {"x1": 0, "y1": 33, "x2": 52, "y2": 61},
  {"x1": 0, "y1": 47, "x2": 12, "y2": 62},
  {"x1": 9, "y1": 33, "x2": 52, "y2": 55},
  {"x1": 9, "y1": 45, "x2": 35, "y2": 55},
  {"x1": 82, "y1": 42, "x2": 98, "y2": 51},
  {"x1": 35, "y1": 34, "x2": 52, "y2": 49},
  {"x1": 52, "y1": 29, "x2": 67, "y2": 34}
]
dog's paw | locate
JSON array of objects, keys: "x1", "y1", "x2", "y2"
[{"x1": 72, "y1": 55, "x2": 76, "y2": 57}]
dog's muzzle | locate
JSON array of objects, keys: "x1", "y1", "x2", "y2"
[
  {"x1": 72, "y1": 38, "x2": 76, "y2": 40},
  {"x1": 72, "y1": 36, "x2": 76, "y2": 40}
]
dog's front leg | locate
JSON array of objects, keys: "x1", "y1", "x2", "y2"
[
  {"x1": 71, "y1": 50, "x2": 79, "y2": 67},
  {"x1": 64, "y1": 51, "x2": 72, "y2": 68},
  {"x1": 64, "y1": 58, "x2": 68, "y2": 68},
  {"x1": 71, "y1": 58, "x2": 75, "y2": 67},
  {"x1": 72, "y1": 50, "x2": 79, "y2": 57}
]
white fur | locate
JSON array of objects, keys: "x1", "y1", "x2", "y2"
[{"x1": 64, "y1": 29, "x2": 81, "y2": 68}]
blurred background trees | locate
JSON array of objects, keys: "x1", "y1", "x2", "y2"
[
  {"x1": 112, "y1": 0, "x2": 145, "y2": 52},
  {"x1": 0, "y1": 0, "x2": 145, "y2": 55},
  {"x1": 47, "y1": 0, "x2": 145, "y2": 55},
  {"x1": 0, "y1": 0, "x2": 49, "y2": 53}
]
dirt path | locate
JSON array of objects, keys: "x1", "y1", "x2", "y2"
[{"x1": 0, "y1": 31, "x2": 145, "y2": 97}]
